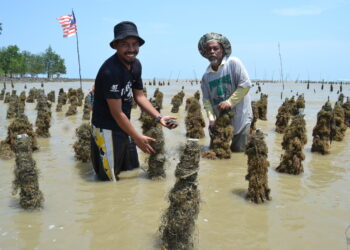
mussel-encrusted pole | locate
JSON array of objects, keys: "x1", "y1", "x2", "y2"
[
  {"x1": 245, "y1": 130, "x2": 271, "y2": 203},
  {"x1": 342, "y1": 97, "x2": 350, "y2": 127},
  {"x1": 295, "y1": 94, "x2": 305, "y2": 113},
  {"x1": 275, "y1": 98, "x2": 291, "y2": 133},
  {"x1": 141, "y1": 100, "x2": 166, "y2": 179},
  {"x1": 202, "y1": 110, "x2": 234, "y2": 159},
  {"x1": 73, "y1": 123, "x2": 91, "y2": 162},
  {"x1": 153, "y1": 88, "x2": 164, "y2": 110},
  {"x1": 0, "y1": 114, "x2": 38, "y2": 160},
  {"x1": 276, "y1": 114, "x2": 307, "y2": 175},
  {"x1": 35, "y1": 93, "x2": 52, "y2": 137},
  {"x1": 185, "y1": 97, "x2": 205, "y2": 139},
  {"x1": 170, "y1": 90, "x2": 185, "y2": 113},
  {"x1": 330, "y1": 101, "x2": 347, "y2": 141},
  {"x1": 159, "y1": 139, "x2": 200, "y2": 250},
  {"x1": 281, "y1": 112, "x2": 307, "y2": 150},
  {"x1": 250, "y1": 101, "x2": 259, "y2": 135},
  {"x1": 66, "y1": 89, "x2": 78, "y2": 116},
  {"x1": 257, "y1": 93, "x2": 268, "y2": 120},
  {"x1": 311, "y1": 101, "x2": 332, "y2": 154},
  {"x1": 12, "y1": 134, "x2": 44, "y2": 209}
]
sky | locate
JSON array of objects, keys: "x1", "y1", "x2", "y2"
[{"x1": 1, "y1": 0, "x2": 350, "y2": 81}]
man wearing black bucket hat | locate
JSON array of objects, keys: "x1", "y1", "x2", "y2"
[
  {"x1": 198, "y1": 32, "x2": 253, "y2": 152},
  {"x1": 91, "y1": 21, "x2": 177, "y2": 181}
]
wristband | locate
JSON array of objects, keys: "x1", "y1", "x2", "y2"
[{"x1": 155, "y1": 114, "x2": 163, "y2": 123}]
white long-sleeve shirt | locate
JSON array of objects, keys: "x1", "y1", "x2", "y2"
[{"x1": 201, "y1": 56, "x2": 253, "y2": 134}]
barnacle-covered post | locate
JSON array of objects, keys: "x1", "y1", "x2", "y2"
[
  {"x1": 12, "y1": 134, "x2": 44, "y2": 209},
  {"x1": 202, "y1": 110, "x2": 234, "y2": 159},
  {"x1": 275, "y1": 98, "x2": 291, "y2": 133},
  {"x1": 159, "y1": 139, "x2": 201, "y2": 250},
  {"x1": 311, "y1": 101, "x2": 332, "y2": 154},
  {"x1": 141, "y1": 99, "x2": 166, "y2": 179},
  {"x1": 185, "y1": 97, "x2": 205, "y2": 139},
  {"x1": 73, "y1": 123, "x2": 91, "y2": 162},
  {"x1": 245, "y1": 130, "x2": 271, "y2": 203},
  {"x1": 276, "y1": 113, "x2": 307, "y2": 175}
]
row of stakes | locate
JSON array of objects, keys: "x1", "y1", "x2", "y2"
[{"x1": 1, "y1": 82, "x2": 350, "y2": 249}]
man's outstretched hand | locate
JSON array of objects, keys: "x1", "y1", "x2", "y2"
[
  {"x1": 160, "y1": 116, "x2": 178, "y2": 129},
  {"x1": 134, "y1": 135, "x2": 155, "y2": 154}
]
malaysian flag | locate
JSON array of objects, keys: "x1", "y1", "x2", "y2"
[{"x1": 57, "y1": 11, "x2": 77, "y2": 37}]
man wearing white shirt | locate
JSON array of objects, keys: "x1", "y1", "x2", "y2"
[{"x1": 198, "y1": 32, "x2": 253, "y2": 152}]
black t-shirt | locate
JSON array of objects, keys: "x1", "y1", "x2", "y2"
[{"x1": 92, "y1": 53, "x2": 143, "y2": 132}]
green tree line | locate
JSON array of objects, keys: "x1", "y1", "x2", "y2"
[{"x1": 0, "y1": 45, "x2": 66, "y2": 78}]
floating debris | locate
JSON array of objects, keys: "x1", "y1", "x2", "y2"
[
  {"x1": 245, "y1": 130, "x2": 271, "y2": 203},
  {"x1": 12, "y1": 134, "x2": 44, "y2": 210},
  {"x1": 159, "y1": 139, "x2": 200, "y2": 250}
]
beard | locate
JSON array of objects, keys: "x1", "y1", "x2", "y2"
[{"x1": 209, "y1": 57, "x2": 220, "y2": 68}]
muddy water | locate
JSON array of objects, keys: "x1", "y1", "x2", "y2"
[{"x1": 0, "y1": 80, "x2": 350, "y2": 250}]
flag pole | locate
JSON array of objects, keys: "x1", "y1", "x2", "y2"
[{"x1": 72, "y1": 9, "x2": 82, "y2": 89}]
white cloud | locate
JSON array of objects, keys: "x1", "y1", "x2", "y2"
[{"x1": 272, "y1": 7, "x2": 325, "y2": 16}]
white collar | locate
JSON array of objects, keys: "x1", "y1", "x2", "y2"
[{"x1": 205, "y1": 56, "x2": 228, "y2": 73}]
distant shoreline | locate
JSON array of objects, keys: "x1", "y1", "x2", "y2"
[
  {"x1": 0, "y1": 76, "x2": 349, "y2": 85},
  {"x1": 0, "y1": 77, "x2": 94, "y2": 83}
]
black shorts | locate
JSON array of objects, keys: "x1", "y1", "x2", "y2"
[{"x1": 90, "y1": 126, "x2": 139, "y2": 181}]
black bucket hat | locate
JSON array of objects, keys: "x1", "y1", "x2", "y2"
[{"x1": 109, "y1": 21, "x2": 145, "y2": 48}]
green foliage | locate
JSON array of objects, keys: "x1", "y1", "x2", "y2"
[
  {"x1": 0, "y1": 45, "x2": 66, "y2": 78},
  {"x1": 0, "y1": 45, "x2": 25, "y2": 77},
  {"x1": 42, "y1": 46, "x2": 66, "y2": 78}
]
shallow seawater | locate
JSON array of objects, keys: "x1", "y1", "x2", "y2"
[{"x1": 0, "y1": 80, "x2": 349, "y2": 250}]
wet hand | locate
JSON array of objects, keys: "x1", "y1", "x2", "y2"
[
  {"x1": 134, "y1": 135, "x2": 155, "y2": 154},
  {"x1": 160, "y1": 116, "x2": 178, "y2": 129},
  {"x1": 218, "y1": 101, "x2": 231, "y2": 110}
]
